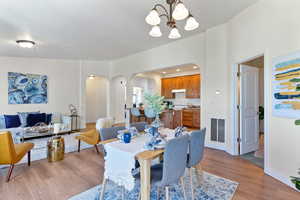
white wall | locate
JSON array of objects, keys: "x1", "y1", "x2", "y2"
[
  {"x1": 110, "y1": 76, "x2": 126, "y2": 123},
  {"x1": 86, "y1": 77, "x2": 108, "y2": 123},
  {"x1": 0, "y1": 57, "x2": 80, "y2": 115},
  {"x1": 112, "y1": 34, "x2": 206, "y2": 77},
  {"x1": 227, "y1": 0, "x2": 300, "y2": 188},
  {"x1": 0, "y1": 57, "x2": 111, "y2": 127},
  {"x1": 204, "y1": 23, "x2": 229, "y2": 150},
  {"x1": 110, "y1": 0, "x2": 300, "y2": 190}
]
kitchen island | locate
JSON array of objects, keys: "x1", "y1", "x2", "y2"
[{"x1": 161, "y1": 108, "x2": 200, "y2": 129}]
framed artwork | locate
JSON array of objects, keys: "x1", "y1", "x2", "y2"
[
  {"x1": 273, "y1": 51, "x2": 300, "y2": 118},
  {"x1": 8, "y1": 72, "x2": 48, "y2": 104}
]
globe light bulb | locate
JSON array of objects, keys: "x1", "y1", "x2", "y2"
[
  {"x1": 172, "y1": 2, "x2": 189, "y2": 20},
  {"x1": 149, "y1": 25, "x2": 162, "y2": 37},
  {"x1": 145, "y1": 9, "x2": 161, "y2": 25}
]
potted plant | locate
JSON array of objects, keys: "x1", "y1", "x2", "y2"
[
  {"x1": 291, "y1": 169, "x2": 300, "y2": 190},
  {"x1": 144, "y1": 93, "x2": 165, "y2": 128}
]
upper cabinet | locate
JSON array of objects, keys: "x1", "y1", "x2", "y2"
[
  {"x1": 185, "y1": 74, "x2": 200, "y2": 99},
  {"x1": 161, "y1": 74, "x2": 200, "y2": 99},
  {"x1": 161, "y1": 78, "x2": 174, "y2": 99}
]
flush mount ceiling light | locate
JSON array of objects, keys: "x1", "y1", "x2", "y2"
[
  {"x1": 88, "y1": 74, "x2": 96, "y2": 79},
  {"x1": 146, "y1": 0, "x2": 199, "y2": 39},
  {"x1": 16, "y1": 40, "x2": 35, "y2": 48}
]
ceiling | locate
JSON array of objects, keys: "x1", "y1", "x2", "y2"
[{"x1": 0, "y1": 0, "x2": 258, "y2": 60}]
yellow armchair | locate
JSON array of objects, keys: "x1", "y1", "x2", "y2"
[
  {"x1": 0, "y1": 131, "x2": 34, "y2": 182},
  {"x1": 75, "y1": 129, "x2": 100, "y2": 154}
]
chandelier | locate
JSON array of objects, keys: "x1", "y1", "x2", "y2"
[{"x1": 145, "y1": 0, "x2": 199, "y2": 39}]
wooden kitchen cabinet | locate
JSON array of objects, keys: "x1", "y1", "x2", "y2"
[
  {"x1": 182, "y1": 110, "x2": 194, "y2": 127},
  {"x1": 161, "y1": 74, "x2": 200, "y2": 99},
  {"x1": 161, "y1": 78, "x2": 174, "y2": 99},
  {"x1": 173, "y1": 110, "x2": 182, "y2": 128},
  {"x1": 182, "y1": 109, "x2": 200, "y2": 128},
  {"x1": 185, "y1": 75, "x2": 200, "y2": 99},
  {"x1": 161, "y1": 110, "x2": 182, "y2": 129},
  {"x1": 193, "y1": 109, "x2": 200, "y2": 128},
  {"x1": 174, "y1": 76, "x2": 184, "y2": 89}
]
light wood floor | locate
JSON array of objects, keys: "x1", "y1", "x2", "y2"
[{"x1": 0, "y1": 126, "x2": 299, "y2": 200}]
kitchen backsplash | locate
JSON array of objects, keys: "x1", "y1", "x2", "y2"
[{"x1": 165, "y1": 93, "x2": 200, "y2": 106}]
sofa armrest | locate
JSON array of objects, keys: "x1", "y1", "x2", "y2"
[{"x1": 0, "y1": 128, "x2": 24, "y2": 144}]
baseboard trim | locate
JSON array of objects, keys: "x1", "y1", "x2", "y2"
[
  {"x1": 265, "y1": 167, "x2": 299, "y2": 192},
  {"x1": 205, "y1": 142, "x2": 226, "y2": 151}
]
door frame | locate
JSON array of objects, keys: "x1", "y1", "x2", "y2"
[{"x1": 231, "y1": 53, "x2": 270, "y2": 169}]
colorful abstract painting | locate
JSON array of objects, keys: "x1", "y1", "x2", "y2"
[
  {"x1": 273, "y1": 51, "x2": 300, "y2": 118},
  {"x1": 8, "y1": 72, "x2": 48, "y2": 104}
]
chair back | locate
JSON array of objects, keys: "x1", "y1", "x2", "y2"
[
  {"x1": 144, "y1": 108, "x2": 156, "y2": 119},
  {"x1": 131, "y1": 108, "x2": 141, "y2": 117},
  {"x1": 0, "y1": 132, "x2": 16, "y2": 164},
  {"x1": 96, "y1": 117, "x2": 113, "y2": 131},
  {"x1": 160, "y1": 134, "x2": 189, "y2": 187},
  {"x1": 187, "y1": 128, "x2": 206, "y2": 168},
  {"x1": 99, "y1": 126, "x2": 125, "y2": 141},
  {"x1": 130, "y1": 122, "x2": 147, "y2": 132}
]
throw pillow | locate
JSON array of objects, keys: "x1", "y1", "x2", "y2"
[
  {"x1": 46, "y1": 114, "x2": 52, "y2": 125},
  {"x1": 0, "y1": 115, "x2": 6, "y2": 129},
  {"x1": 27, "y1": 113, "x2": 47, "y2": 127},
  {"x1": 18, "y1": 111, "x2": 40, "y2": 127},
  {"x1": 4, "y1": 115, "x2": 21, "y2": 128}
]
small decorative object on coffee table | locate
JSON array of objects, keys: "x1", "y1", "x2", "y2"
[
  {"x1": 25, "y1": 122, "x2": 49, "y2": 133},
  {"x1": 47, "y1": 136, "x2": 65, "y2": 162}
]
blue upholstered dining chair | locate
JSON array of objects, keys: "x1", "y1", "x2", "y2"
[
  {"x1": 187, "y1": 128, "x2": 206, "y2": 200},
  {"x1": 130, "y1": 108, "x2": 145, "y2": 122},
  {"x1": 135, "y1": 135, "x2": 189, "y2": 200},
  {"x1": 99, "y1": 126, "x2": 125, "y2": 141},
  {"x1": 130, "y1": 122, "x2": 147, "y2": 132},
  {"x1": 144, "y1": 108, "x2": 156, "y2": 123}
]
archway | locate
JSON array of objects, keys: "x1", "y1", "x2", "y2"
[{"x1": 85, "y1": 75, "x2": 109, "y2": 124}]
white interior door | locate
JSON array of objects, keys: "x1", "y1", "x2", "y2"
[{"x1": 240, "y1": 65, "x2": 259, "y2": 154}]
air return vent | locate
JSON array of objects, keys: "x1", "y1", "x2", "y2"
[{"x1": 210, "y1": 118, "x2": 225, "y2": 143}]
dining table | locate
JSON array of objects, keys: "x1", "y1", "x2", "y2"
[{"x1": 99, "y1": 129, "x2": 178, "y2": 200}]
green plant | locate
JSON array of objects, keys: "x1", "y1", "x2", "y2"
[
  {"x1": 144, "y1": 93, "x2": 165, "y2": 115},
  {"x1": 259, "y1": 106, "x2": 264, "y2": 121},
  {"x1": 290, "y1": 169, "x2": 300, "y2": 190},
  {"x1": 295, "y1": 119, "x2": 300, "y2": 126}
]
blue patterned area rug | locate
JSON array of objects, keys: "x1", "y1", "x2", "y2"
[{"x1": 69, "y1": 171, "x2": 238, "y2": 200}]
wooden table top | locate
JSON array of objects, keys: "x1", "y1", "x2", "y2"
[{"x1": 99, "y1": 136, "x2": 164, "y2": 161}]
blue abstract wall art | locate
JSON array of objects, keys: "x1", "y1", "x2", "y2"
[
  {"x1": 273, "y1": 51, "x2": 300, "y2": 118},
  {"x1": 8, "y1": 72, "x2": 48, "y2": 104}
]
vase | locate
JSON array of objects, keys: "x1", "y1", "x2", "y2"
[{"x1": 151, "y1": 114, "x2": 161, "y2": 128}]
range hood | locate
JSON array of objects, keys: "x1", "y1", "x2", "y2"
[{"x1": 171, "y1": 89, "x2": 186, "y2": 93}]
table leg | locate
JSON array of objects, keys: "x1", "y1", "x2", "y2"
[{"x1": 139, "y1": 159, "x2": 151, "y2": 200}]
